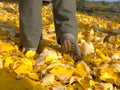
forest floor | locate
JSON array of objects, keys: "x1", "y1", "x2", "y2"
[{"x1": 0, "y1": 2, "x2": 120, "y2": 90}]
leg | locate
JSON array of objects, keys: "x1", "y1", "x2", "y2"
[
  {"x1": 53, "y1": 0, "x2": 78, "y2": 44},
  {"x1": 77, "y1": 0, "x2": 85, "y2": 11},
  {"x1": 19, "y1": 0, "x2": 42, "y2": 51},
  {"x1": 53, "y1": 0, "x2": 81, "y2": 61}
]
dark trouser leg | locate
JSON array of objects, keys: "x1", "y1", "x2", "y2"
[
  {"x1": 52, "y1": 0, "x2": 78, "y2": 44},
  {"x1": 53, "y1": 0, "x2": 81, "y2": 61},
  {"x1": 19, "y1": 0, "x2": 42, "y2": 51},
  {"x1": 77, "y1": 0, "x2": 85, "y2": 11}
]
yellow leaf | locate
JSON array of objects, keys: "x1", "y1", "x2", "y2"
[
  {"x1": 81, "y1": 41, "x2": 94, "y2": 55},
  {"x1": 99, "y1": 23, "x2": 103, "y2": 28},
  {"x1": 78, "y1": 33, "x2": 84, "y2": 39},
  {"x1": 15, "y1": 78, "x2": 38, "y2": 90},
  {"x1": 45, "y1": 58, "x2": 59, "y2": 64},
  {"x1": 41, "y1": 74, "x2": 55, "y2": 86},
  {"x1": 93, "y1": 58, "x2": 105, "y2": 66},
  {"x1": 0, "y1": 68, "x2": 18, "y2": 90},
  {"x1": 72, "y1": 83, "x2": 84, "y2": 90},
  {"x1": 108, "y1": 36, "x2": 116, "y2": 44},
  {"x1": 92, "y1": 83, "x2": 113, "y2": 90},
  {"x1": 49, "y1": 24, "x2": 54, "y2": 28},
  {"x1": 27, "y1": 73, "x2": 39, "y2": 81},
  {"x1": 0, "y1": 55, "x2": 3, "y2": 59},
  {"x1": 100, "y1": 67, "x2": 118, "y2": 84},
  {"x1": 66, "y1": 85, "x2": 74, "y2": 90},
  {"x1": 25, "y1": 50, "x2": 36, "y2": 58},
  {"x1": 96, "y1": 49, "x2": 109, "y2": 61},
  {"x1": 45, "y1": 49, "x2": 59, "y2": 64},
  {"x1": 52, "y1": 86, "x2": 66, "y2": 90},
  {"x1": 61, "y1": 54, "x2": 74, "y2": 65},
  {"x1": 50, "y1": 66, "x2": 66, "y2": 75},
  {"x1": 21, "y1": 58, "x2": 33, "y2": 67},
  {"x1": 0, "y1": 68, "x2": 39, "y2": 90},
  {"x1": 74, "y1": 62, "x2": 90, "y2": 78},
  {"x1": 50, "y1": 65, "x2": 74, "y2": 77},
  {"x1": 75, "y1": 77, "x2": 90, "y2": 89},
  {"x1": 0, "y1": 59, "x2": 3, "y2": 68},
  {"x1": 56, "y1": 74, "x2": 70, "y2": 83},
  {"x1": 33, "y1": 84, "x2": 48, "y2": 90},
  {"x1": 53, "y1": 80, "x2": 62, "y2": 86},
  {"x1": 4, "y1": 57, "x2": 13, "y2": 68},
  {"x1": 83, "y1": 53, "x2": 95, "y2": 64},
  {"x1": 0, "y1": 40, "x2": 15, "y2": 52},
  {"x1": 89, "y1": 80, "x2": 96, "y2": 87},
  {"x1": 0, "y1": 55, "x2": 4, "y2": 69},
  {"x1": 14, "y1": 63, "x2": 33, "y2": 75}
]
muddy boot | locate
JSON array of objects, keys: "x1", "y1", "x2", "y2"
[{"x1": 60, "y1": 33, "x2": 81, "y2": 61}]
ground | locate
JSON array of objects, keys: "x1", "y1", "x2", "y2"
[{"x1": 0, "y1": 1, "x2": 120, "y2": 90}]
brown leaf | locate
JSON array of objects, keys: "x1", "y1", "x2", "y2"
[
  {"x1": 41, "y1": 74, "x2": 55, "y2": 86},
  {"x1": 52, "y1": 86, "x2": 66, "y2": 90},
  {"x1": 56, "y1": 74, "x2": 70, "y2": 84},
  {"x1": 81, "y1": 40, "x2": 94, "y2": 55}
]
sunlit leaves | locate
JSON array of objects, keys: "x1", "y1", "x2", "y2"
[
  {"x1": 0, "y1": 2, "x2": 120, "y2": 90},
  {"x1": 25, "y1": 50, "x2": 36, "y2": 58},
  {"x1": 74, "y1": 61, "x2": 90, "y2": 78}
]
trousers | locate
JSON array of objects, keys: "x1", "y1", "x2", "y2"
[{"x1": 19, "y1": 0, "x2": 78, "y2": 50}]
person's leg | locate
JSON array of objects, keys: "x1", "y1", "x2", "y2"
[
  {"x1": 53, "y1": 0, "x2": 78, "y2": 44},
  {"x1": 19, "y1": 0, "x2": 42, "y2": 51},
  {"x1": 77, "y1": 0, "x2": 85, "y2": 11},
  {"x1": 53, "y1": 0, "x2": 81, "y2": 61}
]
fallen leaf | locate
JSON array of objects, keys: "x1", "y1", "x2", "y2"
[
  {"x1": 41, "y1": 74, "x2": 55, "y2": 86},
  {"x1": 25, "y1": 50, "x2": 36, "y2": 58},
  {"x1": 56, "y1": 74, "x2": 70, "y2": 83},
  {"x1": 52, "y1": 86, "x2": 66, "y2": 90},
  {"x1": 74, "y1": 61, "x2": 91, "y2": 78}
]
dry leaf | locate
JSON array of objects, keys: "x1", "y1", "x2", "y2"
[
  {"x1": 33, "y1": 84, "x2": 48, "y2": 90},
  {"x1": 81, "y1": 40, "x2": 94, "y2": 55},
  {"x1": 100, "y1": 67, "x2": 118, "y2": 84},
  {"x1": 25, "y1": 50, "x2": 36, "y2": 58},
  {"x1": 75, "y1": 77, "x2": 90, "y2": 89},
  {"x1": 0, "y1": 59, "x2": 3, "y2": 68},
  {"x1": 52, "y1": 86, "x2": 66, "y2": 90},
  {"x1": 27, "y1": 72, "x2": 39, "y2": 81},
  {"x1": 92, "y1": 83, "x2": 113, "y2": 90},
  {"x1": 41, "y1": 74, "x2": 55, "y2": 86},
  {"x1": 1, "y1": 2, "x2": 120, "y2": 90},
  {"x1": 4, "y1": 57, "x2": 13, "y2": 68},
  {"x1": 74, "y1": 61, "x2": 91, "y2": 78},
  {"x1": 50, "y1": 65, "x2": 74, "y2": 78},
  {"x1": 56, "y1": 74, "x2": 70, "y2": 83}
]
